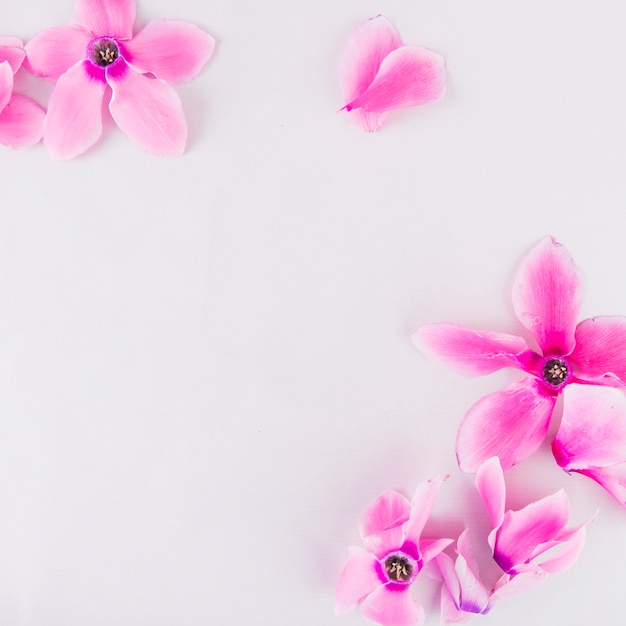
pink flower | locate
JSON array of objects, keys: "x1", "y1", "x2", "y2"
[
  {"x1": 413, "y1": 236, "x2": 626, "y2": 473},
  {"x1": 339, "y1": 15, "x2": 446, "y2": 132},
  {"x1": 0, "y1": 37, "x2": 45, "y2": 149},
  {"x1": 336, "y1": 476, "x2": 452, "y2": 626},
  {"x1": 437, "y1": 457, "x2": 586, "y2": 624},
  {"x1": 25, "y1": 0, "x2": 215, "y2": 159}
]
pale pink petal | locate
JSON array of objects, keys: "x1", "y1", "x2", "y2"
[
  {"x1": 335, "y1": 547, "x2": 381, "y2": 614},
  {"x1": 0, "y1": 94, "x2": 45, "y2": 149},
  {"x1": 537, "y1": 526, "x2": 586, "y2": 574},
  {"x1": 72, "y1": 0, "x2": 136, "y2": 39},
  {"x1": 454, "y1": 530, "x2": 490, "y2": 614},
  {"x1": 344, "y1": 45, "x2": 446, "y2": 114},
  {"x1": 420, "y1": 537, "x2": 454, "y2": 566},
  {"x1": 0, "y1": 38, "x2": 25, "y2": 73},
  {"x1": 24, "y1": 26, "x2": 92, "y2": 81},
  {"x1": 456, "y1": 379, "x2": 556, "y2": 472},
  {"x1": 360, "y1": 585, "x2": 425, "y2": 626},
  {"x1": 553, "y1": 385, "x2": 626, "y2": 470},
  {"x1": 440, "y1": 582, "x2": 472, "y2": 625},
  {"x1": 435, "y1": 552, "x2": 461, "y2": 607},
  {"x1": 361, "y1": 490, "x2": 411, "y2": 558},
  {"x1": 0, "y1": 62, "x2": 13, "y2": 113},
  {"x1": 403, "y1": 475, "x2": 446, "y2": 551},
  {"x1": 512, "y1": 237, "x2": 583, "y2": 355},
  {"x1": 494, "y1": 490, "x2": 569, "y2": 573},
  {"x1": 413, "y1": 323, "x2": 531, "y2": 377},
  {"x1": 570, "y1": 316, "x2": 626, "y2": 382},
  {"x1": 43, "y1": 61, "x2": 106, "y2": 160},
  {"x1": 488, "y1": 568, "x2": 546, "y2": 606},
  {"x1": 475, "y1": 457, "x2": 506, "y2": 530},
  {"x1": 107, "y1": 63, "x2": 186, "y2": 157},
  {"x1": 574, "y1": 464, "x2": 626, "y2": 508},
  {"x1": 124, "y1": 20, "x2": 215, "y2": 85}
]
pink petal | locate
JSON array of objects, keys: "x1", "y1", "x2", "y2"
[
  {"x1": 403, "y1": 475, "x2": 446, "y2": 551},
  {"x1": 435, "y1": 552, "x2": 461, "y2": 607},
  {"x1": 0, "y1": 61, "x2": 13, "y2": 113},
  {"x1": 107, "y1": 63, "x2": 187, "y2": 157},
  {"x1": 456, "y1": 379, "x2": 556, "y2": 472},
  {"x1": 24, "y1": 26, "x2": 91, "y2": 81},
  {"x1": 570, "y1": 316, "x2": 626, "y2": 382},
  {"x1": 575, "y1": 464, "x2": 626, "y2": 508},
  {"x1": 553, "y1": 385, "x2": 626, "y2": 470},
  {"x1": 361, "y1": 490, "x2": 411, "y2": 558},
  {"x1": 360, "y1": 584, "x2": 425, "y2": 626},
  {"x1": 335, "y1": 547, "x2": 381, "y2": 614},
  {"x1": 43, "y1": 60, "x2": 106, "y2": 160},
  {"x1": 0, "y1": 37, "x2": 25, "y2": 73},
  {"x1": 72, "y1": 0, "x2": 136, "y2": 39},
  {"x1": 454, "y1": 530, "x2": 490, "y2": 614},
  {"x1": 440, "y1": 580, "x2": 471, "y2": 625},
  {"x1": 412, "y1": 323, "x2": 531, "y2": 377},
  {"x1": 475, "y1": 457, "x2": 506, "y2": 530},
  {"x1": 0, "y1": 94, "x2": 45, "y2": 149},
  {"x1": 489, "y1": 568, "x2": 546, "y2": 606},
  {"x1": 420, "y1": 537, "x2": 454, "y2": 566},
  {"x1": 537, "y1": 526, "x2": 586, "y2": 574},
  {"x1": 124, "y1": 20, "x2": 215, "y2": 86},
  {"x1": 494, "y1": 490, "x2": 569, "y2": 573},
  {"x1": 344, "y1": 45, "x2": 446, "y2": 114},
  {"x1": 512, "y1": 237, "x2": 583, "y2": 355}
]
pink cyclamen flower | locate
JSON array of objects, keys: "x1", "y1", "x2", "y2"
[
  {"x1": 336, "y1": 476, "x2": 453, "y2": 626},
  {"x1": 413, "y1": 236, "x2": 626, "y2": 473},
  {"x1": 25, "y1": 0, "x2": 215, "y2": 159},
  {"x1": 437, "y1": 457, "x2": 586, "y2": 624},
  {"x1": 0, "y1": 37, "x2": 45, "y2": 148},
  {"x1": 339, "y1": 15, "x2": 446, "y2": 132}
]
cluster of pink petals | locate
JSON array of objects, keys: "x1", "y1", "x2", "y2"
[
  {"x1": 413, "y1": 237, "x2": 626, "y2": 505},
  {"x1": 437, "y1": 457, "x2": 586, "y2": 624},
  {"x1": 0, "y1": 38, "x2": 45, "y2": 149},
  {"x1": 335, "y1": 475, "x2": 452, "y2": 626},
  {"x1": 25, "y1": 0, "x2": 214, "y2": 158},
  {"x1": 340, "y1": 15, "x2": 446, "y2": 132}
]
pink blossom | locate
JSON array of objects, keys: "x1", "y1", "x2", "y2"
[
  {"x1": 339, "y1": 15, "x2": 446, "y2": 132},
  {"x1": 0, "y1": 37, "x2": 45, "y2": 149},
  {"x1": 25, "y1": 0, "x2": 215, "y2": 159},
  {"x1": 413, "y1": 236, "x2": 626, "y2": 474},
  {"x1": 336, "y1": 476, "x2": 452, "y2": 626}
]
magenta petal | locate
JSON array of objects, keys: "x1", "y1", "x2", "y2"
[
  {"x1": 553, "y1": 385, "x2": 626, "y2": 470},
  {"x1": 575, "y1": 464, "x2": 626, "y2": 508},
  {"x1": 570, "y1": 316, "x2": 626, "y2": 382},
  {"x1": 456, "y1": 379, "x2": 556, "y2": 472},
  {"x1": 43, "y1": 61, "x2": 106, "y2": 160},
  {"x1": 512, "y1": 237, "x2": 583, "y2": 355},
  {"x1": 0, "y1": 62, "x2": 13, "y2": 113},
  {"x1": 72, "y1": 0, "x2": 136, "y2": 39},
  {"x1": 108, "y1": 64, "x2": 187, "y2": 157},
  {"x1": 24, "y1": 26, "x2": 91, "y2": 81},
  {"x1": 125, "y1": 20, "x2": 215, "y2": 86},
  {"x1": 494, "y1": 490, "x2": 569, "y2": 573},
  {"x1": 344, "y1": 45, "x2": 445, "y2": 114},
  {"x1": 413, "y1": 323, "x2": 530, "y2": 377},
  {"x1": 475, "y1": 457, "x2": 506, "y2": 530},
  {"x1": 360, "y1": 585, "x2": 425, "y2": 626},
  {"x1": 0, "y1": 94, "x2": 45, "y2": 149},
  {"x1": 335, "y1": 547, "x2": 381, "y2": 614},
  {"x1": 403, "y1": 475, "x2": 445, "y2": 550},
  {"x1": 0, "y1": 37, "x2": 25, "y2": 74},
  {"x1": 361, "y1": 490, "x2": 411, "y2": 558}
]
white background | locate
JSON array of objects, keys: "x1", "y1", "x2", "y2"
[{"x1": 0, "y1": 1, "x2": 625, "y2": 624}]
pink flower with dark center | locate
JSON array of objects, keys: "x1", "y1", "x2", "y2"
[
  {"x1": 0, "y1": 37, "x2": 45, "y2": 149},
  {"x1": 336, "y1": 476, "x2": 452, "y2": 626},
  {"x1": 413, "y1": 237, "x2": 626, "y2": 473},
  {"x1": 339, "y1": 15, "x2": 446, "y2": 132},
  {"x1": 25, "y1": 0, "x2": 215, "y2": 159}
]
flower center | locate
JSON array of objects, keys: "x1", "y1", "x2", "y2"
[
  {"x1": 542, "y1": 357, "x2": 569, "y2": 387},
  {"x1": 91, "y1": 38, "x2": 120, "y2": 67},
  {"x1": 384, "y1": 554, "x2": 414, "y2": 583}
]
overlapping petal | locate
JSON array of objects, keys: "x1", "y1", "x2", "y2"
[
  {"x1": 335, "y1": 547, "x2": 381, "y2": 614},
  {"x1": 0, "y1": 37, "x2": 26, "y2": 74},
  {"x1": 453, "y1": 530, "x2": 490, "y2": 613},
  {"x1": 0, "y1": 93, "x2": 45, "y2": 149},
  {"x1": 403, "y1": 475, "x2": 446, "y2": 552},
  {"x1": 0, "y1": 61, "x2": 13, "y2": 113},
  {"x1": 72, "y1": 0, "x2": 136, "y2": 39},
  {"x1": 361, "y1": 490, "x2": 411, "y2": 558},
  {"x1": 474, "y1": 456, "x2": 506, "y2": 530},
  {"x1": 360, "y1": 584, "x2": 425, "y2": 626}
]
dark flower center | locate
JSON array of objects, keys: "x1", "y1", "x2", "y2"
[
  {"x1": 384, "y1": 555, "x2": 414, "y2": 582},
  {"x1": 91, "y1": 38, "x2": 119, "y2": 66},
  {"x1": 542, "y1": 358, "x2": 569, "y2": 386}
]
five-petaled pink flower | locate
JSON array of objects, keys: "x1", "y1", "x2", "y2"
[
  {"x1": 336, "y1": 475, "x2": 452, "y2": 626},
  {"x1": 0, "y1": 37, "x2": 45, "y2": 149},
  {"x1": 25, "y1": 0, "x2": 215, "y2": 159},
  {"x1": 339, "y1": 15, "x2": 446, "y2": 132},
  {"x1": 413, "y1": 236, "x2": 626, "y2": 475}
]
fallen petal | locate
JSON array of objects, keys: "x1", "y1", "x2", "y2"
[
  {"x1": 0, "y1": 61, "x2": 13, "y2": 113},
  {"x1": 335, "y1": 546, "x2": 381, "y2": 614},
  {"x1": 571, "y1": 463, "x2": 626, "y2": 508},
  {"x1": 0, "y1": 37, "x2": 25, "y2": 73},
  {"x1": 474, "y1": 457, "x2": 506, "y2": 531},
  {"x1": 0, "y1": 93, "x2": 45, "y2": 149},
  {"x1": 72, "y1": 0, "x2": 136, "y2": 40},
  {"x1": 454, "y1": 530, "x2": 490, "y2": 614},
  {"x1": 360, "y1": 584, "x2": 425, "y2": 626},
  {"x1": 537, "y1": 526, "x2": 586, "y2": 574}
]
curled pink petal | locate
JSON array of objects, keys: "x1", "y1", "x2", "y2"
[
  {"x1": 537, "y1": 526, "x2": 586, "y2": 574},
  {"x1": 454, "y1": 530, "x2": 490, "y2": 613},
  {"x1": 360, "y1": 490, "x2": 411, "y2": 558},
  {"x1": 43, "y1": 60, "x2": 106, "y2": 160},
  {"x1": 474, "y1": 456, "x2": 506, "y2": 530},
  {"x1": 0, "y1": 37, "x2": 25, "y2": 73},
  {"x1": 125, "y1": 20, "x2": 215, "y2": 86},
  {"x1": 456, "y1": 379, "x2": 556, "y2": 472},
  {"x1": 512, "y1": 237, "x2": 583, "y2": 355},
  {"x1": 107, "y1": 63, "x2": 187, "y2": 157},
  {"x1": 420, "y1": 537, "x2": 454, "y2": 566},
  {"x1": 0, "y1": 94, "x2": 45, "y2": 149},
  {"x1": 335, "y1": 547, "x2": 381, "y2": 614},
  {"x1": 344, "y1": 45, "x2": 446, "y2": 114},
  {"x1": 360, "y1": 584, "x2": 425, "y2": 626},
  {"x1": 413, "y1": 323, "x2": 531, "y2": 377},
  {"x1": 489, "y1": 568, "x2": 546, "y2": 605},
  {"x1": 576, "y1": 464, "x2": 626, "y2": 507},
  {"x1": 72, "y1": 0, "x2": 136, "y2": 39},
  {"x1": 553, "y1": 385, "x2": 626, "y2": 470},
  {"x1": 0, "y1": 61, "x2": 13, "y2": 113},
  {"x1": 403, "y1": 475, "x2": 446, "y2": 549},
  {"x1": 570, "y1": 316, "x2": 626, "y2": 382}
]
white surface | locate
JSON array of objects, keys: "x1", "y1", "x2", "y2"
[{"x1": 0, "y1": 0, "x2": 624, "y2": 624}]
